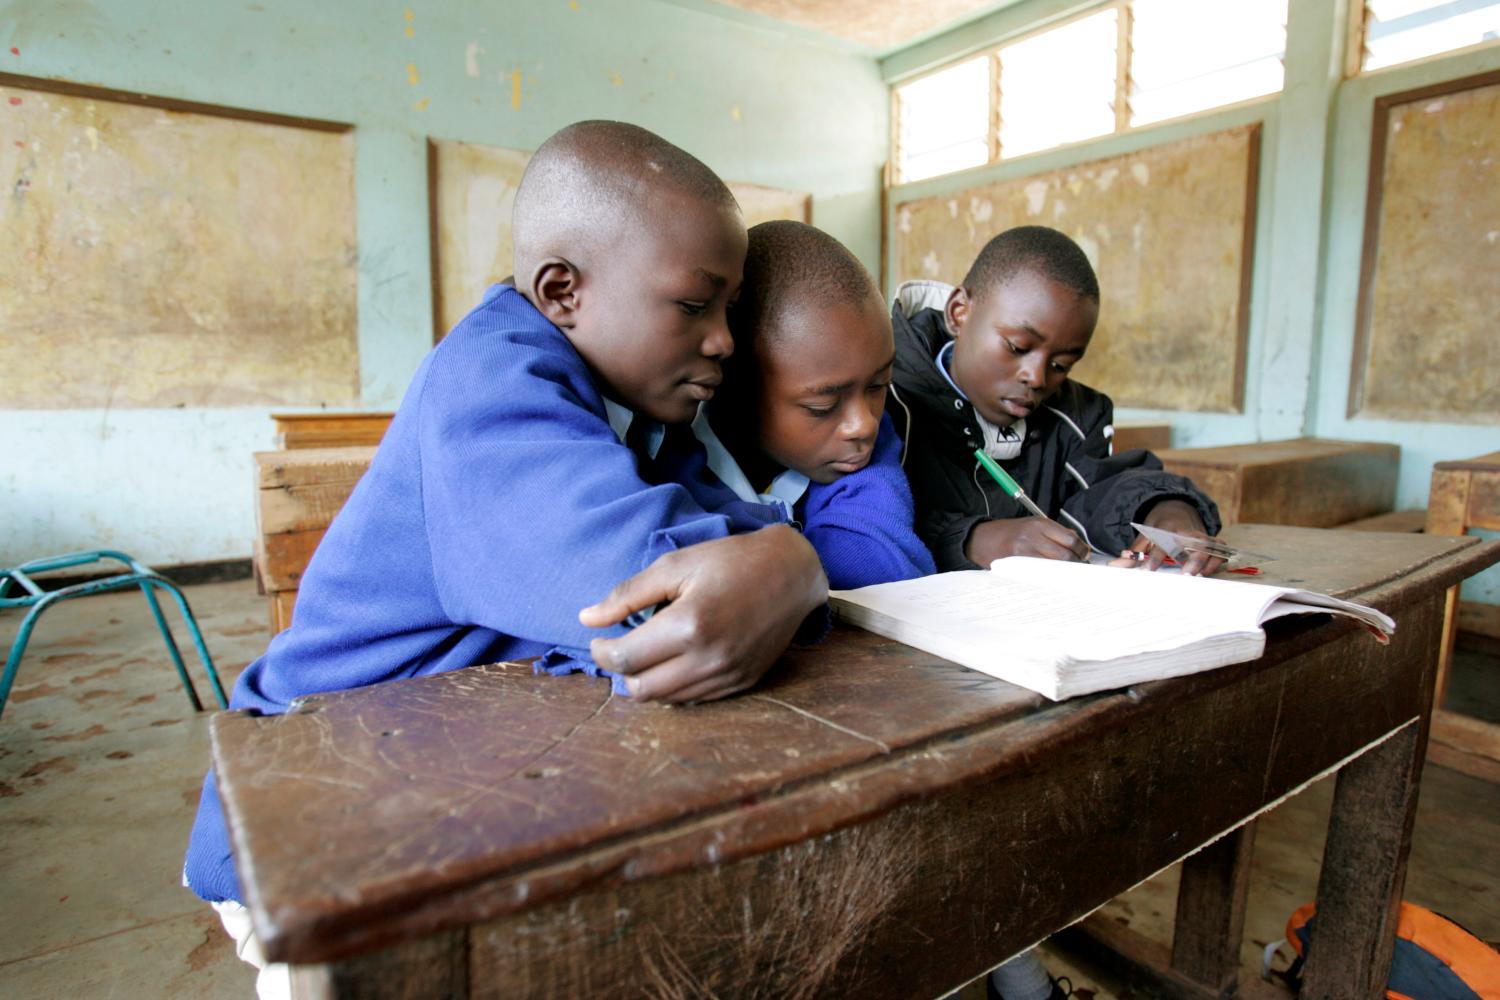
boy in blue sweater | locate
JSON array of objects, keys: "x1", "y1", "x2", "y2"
[
  {"x1": 187, "y1": 121, "x2": 827, "y2": 993},
  {"x1": 695, "y1": 220, "x2": 934, "y2": 588}
]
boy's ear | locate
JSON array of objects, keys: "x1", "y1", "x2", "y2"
[
  {"x1": 528, "y1": 257, "x2": 582, "y2": 328},
  {"x1": 944, "y1": 286, "x2": 970, "y2": 339}
]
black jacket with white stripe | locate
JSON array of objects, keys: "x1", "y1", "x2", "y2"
[{"x1": 889, "y1": 280, "x2": 1221, "y2": 572}]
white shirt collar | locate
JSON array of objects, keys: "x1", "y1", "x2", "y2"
[
  {"x1": 602, "y1": 399, "x2": 665, "y2": 460},
  {"x1": 691, "y1": 406, "x2": 809, "y2": 517}
]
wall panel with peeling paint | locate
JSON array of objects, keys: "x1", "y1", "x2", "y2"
[
  {"x1": 892, "y1": 127, "x2": 1258, "y2": 414},
  {"x1": 1353, "y1": 75, "x2": 1500, "y2": 424},
  {"x1": 428, "y1": 139, "x2": 813, "y2": 339},
  {"x1": 0, "y1": 82, "x2": 358, "y2": 410}
]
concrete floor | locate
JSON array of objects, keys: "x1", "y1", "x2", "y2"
[{"x1": 1, "y1": 578, "x2": 1496, "y2": 999}]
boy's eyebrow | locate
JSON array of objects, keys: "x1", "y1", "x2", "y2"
[
  {"x1": 798, "y1": 352, "x2": 897, "y2": 396},
  {"x1": 1017, "y1": 322, "x2": 1085, "y2": 356},
  {"x1": 694, "y1": 268, "x2": 728, "y2": 288}
]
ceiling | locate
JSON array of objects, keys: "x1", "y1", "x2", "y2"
[{"x1": 712, "y1": 0, "x2": 1009, "y2": 51}]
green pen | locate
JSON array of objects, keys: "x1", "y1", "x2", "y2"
[{"x1": 973, "y1": 449, "x2": 1050, "y2": 520}]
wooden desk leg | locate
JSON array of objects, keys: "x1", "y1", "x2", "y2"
[
  {"x1": 1434, "y1": 585, "x2": 1461, "y2": 706},
  {"x1": 1299, "y1": 721, "x2": 1425, "y2": 1000},
  {"x1": 291, "y1": 931, "x2": 468, "y2": 999},
  {"x1": 1425, "y1": 466, "x2": 1471, "y2": 708},
  {"x1": 1170, "y1": 821, "x2": 1256, "y2": 996}
]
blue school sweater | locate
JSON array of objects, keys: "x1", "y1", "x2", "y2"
[
  {"x1": 694, "y1": 411, "x2": 936, "y2": 589},
  {"x1": 185, "y1": 284, "x2": 789, "y2": 905}
]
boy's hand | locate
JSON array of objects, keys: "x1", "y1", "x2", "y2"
[
  {"x1": 578, "y1": 525, "x2": 827, "y2": 704},
  {"x1": 966, "y1": 517, "x2": 1088, "y2": 566},
  {"x1": 1112, "y1": 499, "x2": 1226, "y2": 576}
]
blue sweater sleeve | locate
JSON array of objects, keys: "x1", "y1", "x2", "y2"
[
  {"x1": 800, "y1": 415, "x2": 937, "y2": 589},
  {"x1": 417, "y1": 317, "x2": 740, "y2": 645}
]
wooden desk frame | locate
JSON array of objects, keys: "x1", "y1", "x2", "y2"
[
  {"x1": 1426, "y1": 453, "x2": 1500, "y2": 785},
  {"x1": 211, "y1": 530, "x2": 1496, "y2": 1000}
]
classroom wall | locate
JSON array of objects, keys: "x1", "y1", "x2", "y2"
[
  {"x1": 0, "y1": 0, "x2": 887, "y2": 567},
  {"x1": 881, "y1": 0, "x2": 1500, "y2": 603}
]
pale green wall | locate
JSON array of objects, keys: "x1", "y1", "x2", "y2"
[
  {"x1": 880, "y1": 0, "x2": 1500, "y2": 600},
  {"x1": 0, "y1": 0, "x2": 887, "y2": 566}
]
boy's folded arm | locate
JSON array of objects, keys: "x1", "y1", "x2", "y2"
[
  {"x1": 802, "y1": 421, "x2": 935, "y2": 588},
  {"x1": 580, "y1": 524, "x2": 828, "y2": 703},
  {"x1": 417, "y1": 350, "x2": 738, "y2": 648},
  {"x1": 919, "y1": 507, "x2": 989, "y2": 572},
  {"x1": 1060, "y1": 455, "x2": 1222, "y2": 555}
]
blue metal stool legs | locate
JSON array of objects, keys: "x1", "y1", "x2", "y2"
[{"x1": 0, "y1": 551, "x2": 228, "y2": 720}]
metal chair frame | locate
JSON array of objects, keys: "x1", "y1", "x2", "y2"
[{"x1": 1, "y1": 550, "x2": 227, "y2": 719}]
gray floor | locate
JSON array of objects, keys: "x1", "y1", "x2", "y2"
[{"x1": 2, "y1": 579, "x2": 1496, "y2": 998}]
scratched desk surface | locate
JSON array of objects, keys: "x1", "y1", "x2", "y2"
[{"x1": 212, "y1": 526, "x2": 1494, "y2": 965}]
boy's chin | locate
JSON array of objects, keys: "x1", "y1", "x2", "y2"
[
  {"x1": 636, "y1": 396, "x2": 700, "y2": 425},
  {"x1": 802, "y1": 466, "x2": 843, "y2": 486}
]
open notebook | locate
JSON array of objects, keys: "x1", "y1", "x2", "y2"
[{"x1": 829, "y1": 558, "x2": 1396, "y2": 701}]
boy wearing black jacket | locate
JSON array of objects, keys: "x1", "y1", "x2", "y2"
[{"x1": 889, "y1": 225, "x2": 1223, "y2": 575}]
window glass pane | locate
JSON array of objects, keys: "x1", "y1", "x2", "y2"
[
  {"x1": 1364, "y1": 0, "x2": 1500, "y2": 71},
  {"x1": 1130, "y1": 0, "x2": 1287, "y2": 127},
  {"x1": 999, "y1": 9, "x2": 1119, "y2": 158},
  {"x1": 895, "y1": 55, "x2": 990, "y2": 183}
]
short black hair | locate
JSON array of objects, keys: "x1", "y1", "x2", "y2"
[
  {"x1": 512, "y1": 120, "x2": 740, "y2": 281},
  {"x1": 730, "y1": 220, "x2": 880, "y2": 354},
  {"x1": 962, "y1": 225, "x2": 1099, "y2": 303}
]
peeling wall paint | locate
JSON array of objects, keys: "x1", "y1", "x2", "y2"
[
  {"x1": 894, "y1": 127, "x2": 1258, "y2": 413},
  {"x1": 1359, "y1": 78, "x2": 1500, "y2": 423},
  {"x1": 0, "y1": 84, "x2": 359, "y2": 409},
  {"x1": 430, "y1": 138, "x2": 812, "y2": 338}
]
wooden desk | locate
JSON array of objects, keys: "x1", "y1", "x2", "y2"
[
  {"x1": 212, "y1": 527, "x2": 1498, "y2": 999},
  {"x1": 1157, "y1": 438, "x2": 1399, "y2": 527},
  {"x1": 1426, "y1": 450, "x2": 1500, "y2": 781},
  {"x1": 253, "y1": 446, "x2": 376, "y2": 633},
  {"x1": 1113, "y1": 422, "x2": 1172, "y2": 453},
  {"x1": 270, "y1": 412, "x2": 393, "y2": 450}
]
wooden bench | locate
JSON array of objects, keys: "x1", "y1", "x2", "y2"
[
  {"x1": 254, "y1": 446, "x2": 375, "y2": 633},
  {"x1": 1113, "y1": 422, "x2": 1172, "y2": 453},
  {"x1": 1425, "y1": 450, "x2": 1500, "y2": 779},
  {"x1": 270, "y1": 412, "x2": 393, "y2": 450},
  {"x1": 1338, "y1": 509, "x2": 1427, "y2": 533},
  {"x1": 1156, "y1": 438, "x2": 1399, "y2": 527}
]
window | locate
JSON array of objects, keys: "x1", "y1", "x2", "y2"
[
  {"x1": 1130, "y1": 0, "x2": 1287, "y2": 127},
  {"x1": 892, "y1": 0, "x2": 1288, "y2": 184},
  {"x1": 1357, "y1": 0, "x2": 1500, "y2": 72},
  {"x1": 893, "y1": 56, "x2": 991, "y2": 183},
  {"x1": 1000, "y1": 9, "x2": 1120, "y2": 158}
]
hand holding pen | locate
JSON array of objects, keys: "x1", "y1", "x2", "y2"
[{"x1": 968, "y1": 450, "x2": 1090, "y2": 564}]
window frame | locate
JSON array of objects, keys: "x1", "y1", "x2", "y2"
[
  {"x1": 1345, "y1": 0, "x2": 1500, "y2": 78},
  {"x1": 890, "y1": 0, "x2": 1289, "y2": 185}
]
